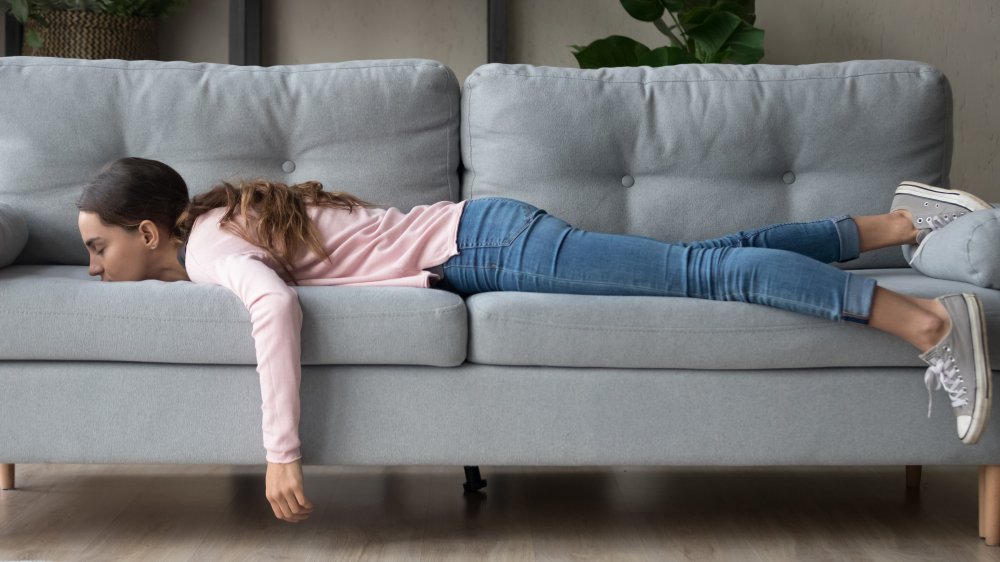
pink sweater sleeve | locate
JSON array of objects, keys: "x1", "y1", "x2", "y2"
[{"x1": 211, "y1": 252, "x2": 304, "y2": 464}]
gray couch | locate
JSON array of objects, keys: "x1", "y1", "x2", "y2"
[{"x1": 2, "y1": 56, "x2": 999, "y2": 544}]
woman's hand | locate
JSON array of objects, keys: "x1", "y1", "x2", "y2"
[{"x1": 265, "y1": 458, "x2": 314, "y2": 523}]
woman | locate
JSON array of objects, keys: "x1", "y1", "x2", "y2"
[{"x1": 77, "y1": 156, "x2": 993, "y2": 523}]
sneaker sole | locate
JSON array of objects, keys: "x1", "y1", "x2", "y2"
[
  {"x1": 896, "y1": 181, "x2": 994, "y2": 212},
  {"x1": 961, "y1": 293, "x2": 992, "y2": 444}
]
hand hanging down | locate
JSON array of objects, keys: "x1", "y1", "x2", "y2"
[{"x1": 266, "y1": 458, "x2": 314, "y2": 523}]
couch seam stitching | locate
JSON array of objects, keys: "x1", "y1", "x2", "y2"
[
  {"x1": 0, "y1": 61, "x2": 443, "y2": 75},
  {"x1": 0, "y1": 306, "x2": 464, "y2": 321},
  {"x1": 473, "y1": 316, "x2": 874, "y2": 333},
  {"x1": 469, "y1": 69, "x2": 938, "y2": 85}
]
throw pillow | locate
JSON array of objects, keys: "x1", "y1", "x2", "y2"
[{"x1": 906, "y1": 207, "x2": 1000, "y2": 289}]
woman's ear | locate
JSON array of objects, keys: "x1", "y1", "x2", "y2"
[{"x1": 138, "y1": 219, "x2": 163, "y2": 250}]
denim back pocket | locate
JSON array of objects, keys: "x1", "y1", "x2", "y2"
[{"x1": 456, "y1": 197, "x2": 544, "y2": 249}]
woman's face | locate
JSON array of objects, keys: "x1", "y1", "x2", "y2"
[{"x1": 78, "y1": 211, "x2": 159, "y2": 282}]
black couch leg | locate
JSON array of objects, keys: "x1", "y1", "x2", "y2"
[{"x1": 463, "y1": 465, "x2": 487, "y2": 493}]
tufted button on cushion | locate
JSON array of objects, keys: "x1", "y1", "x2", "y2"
[
  {"x1": 0, "y1": 57, "x2": 460, "y2": 265},
  {"x1": 621, "y1": 175, "x2": 634, "y2": 188},
  {"x1": 782, "y1": 171, "x2": 796, "y2": 184},
  {"x1": 461, "y1": 59, "x2": 949, "y2": 271}
]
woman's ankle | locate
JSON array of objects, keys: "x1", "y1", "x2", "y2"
[
  {"x1": 914, "y1": 297, "x2": 951, "y2": 353},
  {"x1": 868, "y1": 288, "x2": 950, "y2": 353},
  {"x1": 855, "y1": 212, "x2": 918, "y2": 252},
  {"x1": 888, "y1": 210, "x2": 919, "y2": 245}
]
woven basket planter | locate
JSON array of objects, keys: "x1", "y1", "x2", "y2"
[{"x1": 22, "y1": 10, "x2": 158, "y2": 60}]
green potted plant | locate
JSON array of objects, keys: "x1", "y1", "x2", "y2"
[
  {"x1": 1, "y1": 0, "x2": 190, "y2": 59},
  {"x1": 570, "y1": 0, "x2": 764, "y2": 68}
]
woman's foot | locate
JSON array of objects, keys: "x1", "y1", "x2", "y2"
[
  {"x1": 890, "y1": 181, "x2": 994, "y2": 261},
  {"x1": 868, "y1": 289, "x2": 990, "y2": 444},
  {"x1": 917, "y1": 294, "x2": 991, "y2": 444}
]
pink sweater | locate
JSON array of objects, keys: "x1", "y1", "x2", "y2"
[{"x1": 184, "y1": 199, "x2": 468, "y2": 463}]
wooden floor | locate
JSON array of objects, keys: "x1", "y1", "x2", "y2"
[{"x1": 2, "y1": 463, "x2": 1000, "y2": 561}]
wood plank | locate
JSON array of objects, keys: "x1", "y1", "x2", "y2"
[{"x1": 3, "y1": 464, "x2": 1000, "y2": 559}]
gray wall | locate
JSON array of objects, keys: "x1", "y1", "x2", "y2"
[{"x1": 3, "y1": 0, "x2": 997, "y2": 201}]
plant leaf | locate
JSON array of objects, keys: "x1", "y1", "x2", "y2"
[
  {"x1": 709, "y1": 47, "x2": 731, "y2": 63},
  {"x1": 679, "y1": 5, "x2": 714, "y2": 28},
  {"x1": 724, "y1": 23, "x2": 764, "y2": 63},
  {"x1": 620, "y1": 0, "x2": 664, "y2": 22},
  {"x1": 714, "y1": 0, "x2": 756, "y2": 25},
  {"x1": 25, "y1": 28, "x2": 43, "y2": 49},
  {"x1": 571, "y1": 35, "x2": 651, "y2": 68},
  {"x1": 637, "y1": 45, "x2": 699, "y2": 66},
  {"x1": 10, "y1": 0, "x2": 29, "y2": 22},
  {"x1": 684, "y1": 10, "x2": 742, "y2": 61},
  {"x1": 659, "y1": 0, "x2": 686, "y2": 12}
]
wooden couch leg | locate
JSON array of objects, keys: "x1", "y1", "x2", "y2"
[
  {"x1": 0, "y1": 463, "x2": 13, "y2": 490},
  {"x1": 982, "y1": 465, "x2": 1000, "y2": 545},
  {"x1": 905, "y1": 465, "x2": 921, "y2": 489},
  {"x1": 982, "y1": 466, "x2": 987, "y2": 539}
]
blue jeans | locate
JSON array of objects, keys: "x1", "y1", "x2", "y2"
[{"x1": 436, "y1": 197, "x2": 878, "y2": 324}]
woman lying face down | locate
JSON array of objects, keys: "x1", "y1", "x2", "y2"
[
  {"x1": 76, "y1": 156, "x2": 379, "y2": 285},
  {"x1": 74, "y1": 155, "x2": 382, "y2": 524},
  {"x1": 77, "y1": 157, "x2": 189, "y2": 283}
]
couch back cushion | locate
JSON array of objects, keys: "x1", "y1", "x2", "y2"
[
  {"x1": 461, "y1": 59, "x2": 954, "y2": 270},
  {"x1": 0, "y1": 57, "x2": 461, "y2": 266}
]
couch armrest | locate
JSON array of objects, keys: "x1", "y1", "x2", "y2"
[{"x1": 0, "y1": 203, "x2": 28, "y2": 269}]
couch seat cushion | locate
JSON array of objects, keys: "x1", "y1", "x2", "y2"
[
  {"x1": 465, "y1": 268, "x2": 1000, "y2": 370},
  {"x1": 0, "y1": 265, "x2": 466, "y2": 367}
]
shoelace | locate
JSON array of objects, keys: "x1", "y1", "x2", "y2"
[
  {"x1": 924, "y1": 354, "x2": 968, "y2": 418},
  {"x1": 906, "y1": 214, "x2": 958, "y2": 266}
]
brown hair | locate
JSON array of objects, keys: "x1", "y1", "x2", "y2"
[
  {"x1": 77, "y1": 157, "x2": 384, "y2": 285},
  {"x1": 175, "y1": 177, "x2": 383, "y2": 284},
  {"x1": 77, "y1": 156, "x2": 190, "y2": 244}
]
